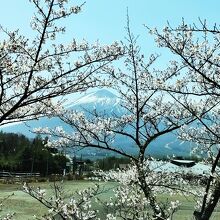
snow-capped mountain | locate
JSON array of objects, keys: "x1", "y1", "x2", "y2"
[
  {"x1": 0, "y1": 89, "x2": 193, "y2": 158},
  {"x1": 0, "y1": 89, "x2": 120, "y2": 135},
  {"x1": 66, "y1": 89, "x2": 120, "y2": 107},
  {"x1": 65, "y1": 89, "x2": 122, "y2": 115}
]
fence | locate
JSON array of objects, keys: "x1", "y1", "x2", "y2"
[{"x1": 0, "y1": 171, "x2": 40, "y2": 183}]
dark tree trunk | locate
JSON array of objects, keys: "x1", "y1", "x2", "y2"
[
  {"x1": 194, "y1": 181, "x2": 220, "y2": 220},
  {"x1": 136, "y1": 159, "x2": 167, "y2": 220}
]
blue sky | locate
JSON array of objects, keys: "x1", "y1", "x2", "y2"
[
  {"x1": 0, "y1": 0, "x2": 219, "y2": 100},
  {"x1": 1, "y1": 0, "x2": 219, "y2": 49}
]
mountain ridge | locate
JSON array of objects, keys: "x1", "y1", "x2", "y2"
[{"x1": 0, "y1": 89, "x2": 193, "y2": 158}]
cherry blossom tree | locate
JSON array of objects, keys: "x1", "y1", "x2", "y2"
[
  {"x1": 0, "y1": 0, "x2": 123, "y2": 127},
  {"x1": 21, "y1": 17, "x2": 220, "y2": 219},
  {"x1": 0, "y1": 0, "x2": 122, "y2": 219},
  {"x1": 34, "y1": 21, "x2": 206, "y2": 220},
  {"x1": 24, "y1": 161, "x2": 198, "y2": 220},
  {"x1": 150, "y1": 20, "x2": 220, "y2": 220},
  {"x1": 5, "y1": 3, "x2": 219, "y2": 218}
]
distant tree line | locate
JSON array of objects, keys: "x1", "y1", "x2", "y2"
[{"x1": 0, "y1": 132, "x2": 68, "y2": 176}]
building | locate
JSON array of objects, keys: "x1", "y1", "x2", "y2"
[{"x1": 149, "y1": 160, "x2": 220, "y2": 177}]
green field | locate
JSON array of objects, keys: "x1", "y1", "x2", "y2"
[
  {"x1": 0, "y1": 180, "x2": 220, "y2": 220},
  {"x1": 0, "y1": 180, "x2": 116, "y2": 219}
]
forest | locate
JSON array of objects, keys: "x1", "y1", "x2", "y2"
[{"x1": 0, "y1": 132, "x2": 68, "y2": 175}]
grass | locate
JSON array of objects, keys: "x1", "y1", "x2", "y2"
[
  {"x1": 0, "y1": 180, "x2": 116, "y2": 220},
  {"x1": 0, "y1": 183, "x2": 47, "y2": 219},
  {"x1": 0, "y1": 180, "x2": 220, "y2": 220}
]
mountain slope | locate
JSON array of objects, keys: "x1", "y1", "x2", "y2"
[{"x1": 0, "y1": 89, "x2": 193, "y2": 158}]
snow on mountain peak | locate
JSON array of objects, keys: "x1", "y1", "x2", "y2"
[
  {"x1": 66, "y1": 89, "x2": 119, "y2": 108},
  {"x1": 91, "y1": 89, "x2": 117, "y2": 99}
]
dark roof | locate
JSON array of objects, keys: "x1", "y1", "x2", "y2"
[{"x1": 170, "y1": 160, "x2": 196, "y2": 167}]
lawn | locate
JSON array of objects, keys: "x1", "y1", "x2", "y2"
[
  {"x1": 0, "y1": 180, "x2": 220, "y2": 220},
  {"x1": 0, "y1": 180, "x2": 116, "y2": 220}
]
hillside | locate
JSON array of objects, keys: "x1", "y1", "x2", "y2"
[{"x1": 0, "y1": 89, "x2": 193, "y2": 159}]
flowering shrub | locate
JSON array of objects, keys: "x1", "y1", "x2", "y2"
[{"x1": 23, "y1": 182, "x2": 100, "y2": 220}]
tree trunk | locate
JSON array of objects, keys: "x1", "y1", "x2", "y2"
[
  {"x1": 136, "y1": 161, "x2": 167, "y2": 220},
  {"x1": 194, "y1": 181, "x2": 220, "y2": 220}
]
